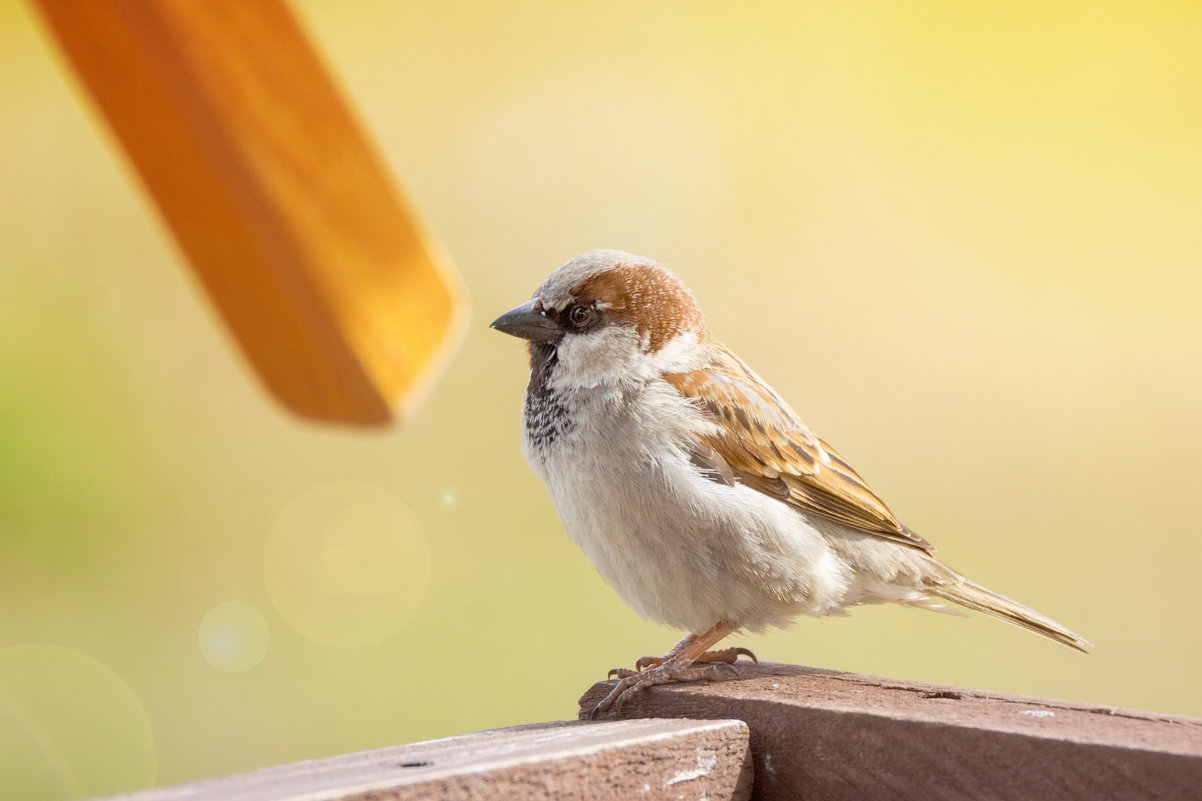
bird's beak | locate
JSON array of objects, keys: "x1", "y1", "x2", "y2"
[{"x1": 490, "y1": 299, "x2": 562, "y2": 343}]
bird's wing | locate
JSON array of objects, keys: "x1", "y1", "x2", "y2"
[{"x1": 663, "y1": 345, "x2": 934, "y2": 553}]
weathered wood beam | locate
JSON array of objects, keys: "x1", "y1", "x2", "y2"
[
  {"x1": 106, "y1": 718, "x2": 752, "y2": 801},
  {"x1": 578, "y1": 662, "x2": 1202, "y2": 801}
]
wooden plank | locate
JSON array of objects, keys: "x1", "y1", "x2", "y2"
[
  {"x1": 102, "y1": 719, "x2": 752, "y2": 801},
  {"x1": 579, "y1": 662, "x2": 1202, "y2": 801},
  {"x1": 33, "y1": 0, "x2": 464, "y2": 425}
]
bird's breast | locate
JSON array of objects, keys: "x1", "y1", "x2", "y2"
[{"x1": 519, "y1": 380, "x2": 853, "y2": 631}]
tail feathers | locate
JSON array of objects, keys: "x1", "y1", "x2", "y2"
[
  {"x1": 928, "y1": 574, "x2": 1091, "y2": 653},
  {"x1": 898, "y1": 597, "x2": 968, "y2": 617}
]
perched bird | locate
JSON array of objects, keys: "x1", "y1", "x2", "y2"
[{"x1": 491, "y1": 249, "x2": 1089, "y2": 718}]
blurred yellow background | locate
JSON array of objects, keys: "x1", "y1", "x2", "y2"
[{"x1": 2, "y1": 1, "x2": 1201, "y2": 797}]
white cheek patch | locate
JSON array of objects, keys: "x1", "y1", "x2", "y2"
[
  {"x1": 550, "y1": 319, "x2": 706, "y2": 392},
  {"x1": 549, "y1": 326, "x2": 645, "y2": 391},
  {"x1": 643, "y1": 329, "x2": 701, "y2": 376},
  {"x1": 548, "y1": 326, "x2": 704, "y2": 392}
]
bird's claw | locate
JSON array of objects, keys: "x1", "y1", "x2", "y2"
[
  {"x1": 621, "y1": 646, "x2": 755, "y2": 676},
  {"x1": 606, "y1": 667, "x2": 639, "y2": 679},
  {"x1": 690, "y1": 645, "x2": 757, "y2": 666},
  {"x1": 591, "y1": 657, "x2": 744, "y2": 719}
]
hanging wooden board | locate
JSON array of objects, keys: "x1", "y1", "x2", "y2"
[{"x1": 34, "y1": 0, "x2": 465, "y2": 425}]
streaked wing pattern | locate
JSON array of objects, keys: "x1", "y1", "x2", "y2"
[{"x1": 664, "y1": 345, "x2": 934, "y2": 553}]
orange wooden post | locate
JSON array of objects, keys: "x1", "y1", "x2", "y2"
[{"x1": 33, "y1": 0, "x2": 464, "y2": 425}]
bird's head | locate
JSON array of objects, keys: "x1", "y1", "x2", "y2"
[{"x1": 491, "y1": 250, "x2": 707, "y2": 390}]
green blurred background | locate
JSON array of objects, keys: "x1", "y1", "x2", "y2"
[{"x1": 2, "y1": 1, "x2": 1201, "y2": 797}]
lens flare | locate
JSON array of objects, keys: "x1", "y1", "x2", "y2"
[
  {"x1": 264, "y1": 481, "x2": 432, "y2": 648},
  {"x1": 198, "y1": 601, "x2": 270, "y2": 673},
  {"x1": 0, "y1": 645, "x2": 155, "y2": 800}
]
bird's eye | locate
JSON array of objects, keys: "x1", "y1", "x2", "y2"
[{"x1": 568, "y1": 304, "x2": 593, "y2": 328}]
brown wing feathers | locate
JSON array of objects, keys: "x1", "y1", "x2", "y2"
[{"x1": 663, "y1": 346, "x2": 934, "y2": 553}]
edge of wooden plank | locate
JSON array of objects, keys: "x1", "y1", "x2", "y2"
[
  {"x1": 101, "y1": 718, "x2": 752, "y2": 801},
  {"x1": 579, "y1": 662, "x2": 1202, "y2": 801}
]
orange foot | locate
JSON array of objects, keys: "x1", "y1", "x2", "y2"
[
  {"x1": 608, "y1": 646, "x2": 757, "y2": 678},
  {"x1": 592, "y1": 622, "x2": 752, "y2": 719}
]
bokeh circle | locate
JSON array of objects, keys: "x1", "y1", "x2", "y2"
[
  {"x1": 264, "y1": 481, "x2": 431, "y2": 648},
  {"x1": 198, "y1": 601, "x2": 270, "y2": 673},
  {"x1": 0, "y1": 645, "x2": 156, "y2": 800}
]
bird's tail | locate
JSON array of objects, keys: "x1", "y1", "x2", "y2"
[{"x1": 926, "y1": 567, "x2": 1091, "y2": 653}]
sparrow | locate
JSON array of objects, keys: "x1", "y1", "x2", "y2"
[{"x1": 491, "y1": 249, "x2": 1089, "y2": 718}]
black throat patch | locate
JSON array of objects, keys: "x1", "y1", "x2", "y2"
[{"x1": 524, "y1": 342, "x2": 575, "y2": 451}]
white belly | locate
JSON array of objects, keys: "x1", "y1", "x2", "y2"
[{"x1": 523, "y1": 383, "x2": 860, "y2": 633}]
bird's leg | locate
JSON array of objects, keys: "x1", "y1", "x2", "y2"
[
  {"x1": 592, "y1": 621, "x2": 748, "y2": 719},
  {"x1": 608, "y1": 634, "x2": 757, "y2": 678},
  {"x1": 607, "y1": 633, "x2": 696, "y2": 678}
]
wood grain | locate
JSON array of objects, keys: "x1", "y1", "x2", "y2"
[
  {"x1": 34, "y1": 0, "x2": 463, "y2": 424},
  {"x1": 104, "y1": 719, "x2": 752, "y2": 801},
  {"x1": 579, "y1": 662, "x2": 1202, "y2": 801}
]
